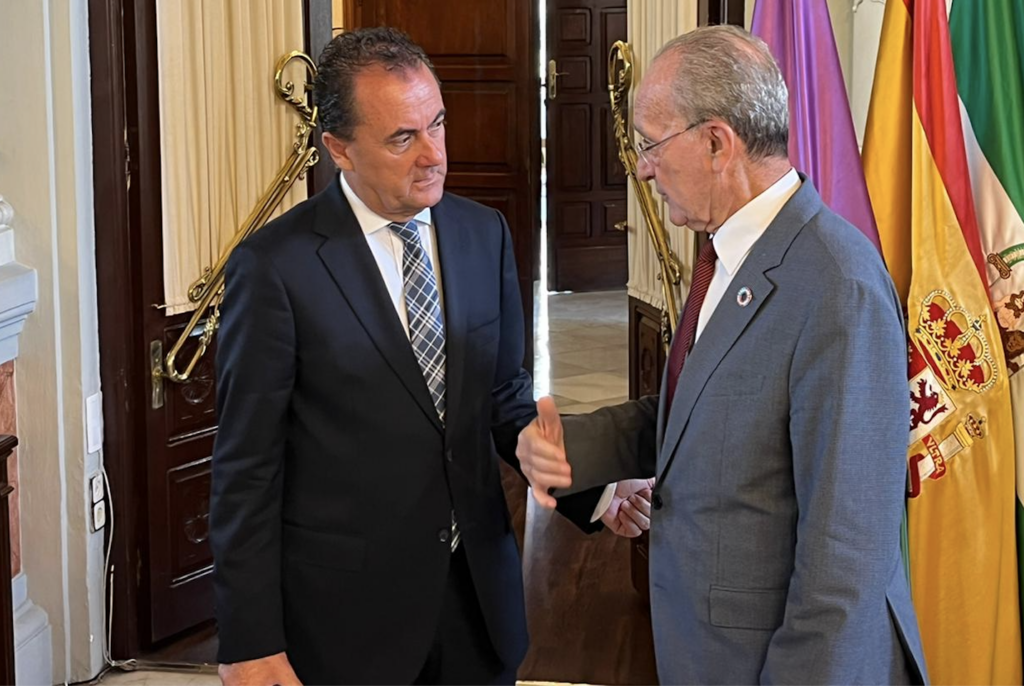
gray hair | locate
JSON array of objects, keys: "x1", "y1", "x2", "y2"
[{"x1": 656, "y1": 25, "x2": 789, "y2": 161}]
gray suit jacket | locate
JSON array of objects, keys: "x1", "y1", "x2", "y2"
[{"x1": 563, "y1": 180, "x2": 928, "y2": 685}]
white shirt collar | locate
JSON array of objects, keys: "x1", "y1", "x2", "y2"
[
  {"x1": 339, "y1": 173, "x2": 433, "y2": 235},
  {"x1": 710, "y1": 168, "x2": 801, "y2": 275}
]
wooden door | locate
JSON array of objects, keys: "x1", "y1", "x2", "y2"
[
  {"x1": 126, "y1": 0, "x2": 219, "y2": 645},
  {"x1": 91, "y1": 0, "x2": 333, "y2": 654},
  {"x1": 546, "y1": 0, "x2": 627, "y2": 292},
  {"x1": 351, "y1": 0, "x2": 541, "y2": 368}
]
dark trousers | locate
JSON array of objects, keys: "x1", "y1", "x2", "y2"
[{"x1": 413, "y1": 546, "x2": 517, "y2": 685}]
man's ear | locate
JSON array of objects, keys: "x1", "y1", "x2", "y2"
[
  {"x1": 322, "y1": 131, "x2": 355, "y2": 172},
  {"x1": 705, "y1": 121, "x2": 736, "y2": 173}
]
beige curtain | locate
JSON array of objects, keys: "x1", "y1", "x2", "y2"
[
  {"x1": 625, "y1": 0, "x2": 697, "y2": 312},
  {"x1": 156, "y1": 1, "x2": 307, "y2": 315}
]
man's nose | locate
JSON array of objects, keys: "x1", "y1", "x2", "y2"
[
  {"x1": 418, "y1": 134, "x2": 445, "y2": 166},
  {"x1": 636, "y1": 153, "x2": 655, "y2": 182}
]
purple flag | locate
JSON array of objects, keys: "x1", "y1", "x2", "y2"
[{"x1": 752, "y1": 0, "x2": 881, "y2": 251}]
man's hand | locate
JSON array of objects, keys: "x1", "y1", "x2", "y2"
[
  {"x1": 219, "y1": 652, "x2": 302, "y2": 686},
  {"x1": 601, "y1": 478, "x2": 654, "y2": 537},
  {"x1": 516, "y1": 396, "x2": 572, "y2": 508}
]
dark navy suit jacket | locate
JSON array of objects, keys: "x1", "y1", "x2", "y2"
[{"x1": 210, "y1": 178, "x2": 599, "y2": 684}]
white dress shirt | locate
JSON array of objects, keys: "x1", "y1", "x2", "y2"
[
  {"x1": 696, "y1": 168, "x2": 801, "y2": 343},
  {"x1": 339, "y1": 173, "x2": 443, "y2": 335}
]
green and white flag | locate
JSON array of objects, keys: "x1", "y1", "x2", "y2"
[{"x1": 950, "y1": 0, "x2": 1024, "y2": 625}]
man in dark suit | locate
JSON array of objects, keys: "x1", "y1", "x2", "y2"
[{"x1": 210, "y1": 27, "x2": 641, "y2": 686}]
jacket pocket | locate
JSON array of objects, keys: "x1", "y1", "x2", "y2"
[
  {"x1": 704, "y1": 373, "x2": 766, "y2": 398},
  {"x1": 283, "y1": 523, "x2": 366, "y2": 572},
  {"x1": 709, "y1": 585, "x2": 787, "y2": 631}
]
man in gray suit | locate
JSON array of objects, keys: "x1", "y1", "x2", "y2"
[{"x1": 517, "y1": 26, "x2": 928, "y2": 684}]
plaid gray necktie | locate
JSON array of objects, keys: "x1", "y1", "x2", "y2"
[
  {"x1": 390, "y1": 221, "x2": 447, "y2": 422},
  {"x1": 390, "y1": 221, "x2": 459, "y2": 551}
]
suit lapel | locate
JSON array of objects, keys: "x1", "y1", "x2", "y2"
[
  {"x1": 657, "y1": 271, "x2": 774, "y2": 476},
  {"x1": 431, "y1": 197, "x2": 469, "y2": 441},
  {"x1": 313, "y1": 178, "x2": 443, "y2": 433},
  {"x1": 657, "y1": 177, "x2": 824, "y2": 481}
]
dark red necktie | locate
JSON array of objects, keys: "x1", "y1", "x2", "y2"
[{"x1": 665, "y1": 239, "x2": 718, "y2": 409}]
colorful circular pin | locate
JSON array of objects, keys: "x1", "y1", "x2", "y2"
[{"x1": 737, "y1": 287, "x2": 753, "y2": 307}]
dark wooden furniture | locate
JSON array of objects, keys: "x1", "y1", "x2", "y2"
[
  {"x1": 627, "y1": 297, "x2": 664, "y2": 599},
  {"x1": 0, "y1": 435, "x2": 19, "y2": 686}
]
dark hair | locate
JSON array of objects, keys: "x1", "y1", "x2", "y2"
[{"x1": 314, "y1": 27, "x2": 438, "y2": 139}]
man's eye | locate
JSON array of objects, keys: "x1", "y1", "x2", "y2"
[
  {"x1": 394, "y1": 135, "x2": 413, "y2": 147},
  {"x1": 430, "y1": 119, "x2": 445, "y2": 131}
]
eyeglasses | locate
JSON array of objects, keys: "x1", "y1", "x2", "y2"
[{"x1": 635, "y1": 120, "x2": 704, "y2": 166}]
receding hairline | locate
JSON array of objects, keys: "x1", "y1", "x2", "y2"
[
  {"x1": 345, "y1": 61, "x2": 442, "y2": 133},
  {"x1": 655, "y1": 24, "x2": 766, "y2": 61}
]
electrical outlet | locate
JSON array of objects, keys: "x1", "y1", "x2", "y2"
[
  {"x1": 92, "y1": 500, "x2": 107, "y2": 532},
  {"x1": 90, "y1": 473, "x2": 104, "y2": 504}
]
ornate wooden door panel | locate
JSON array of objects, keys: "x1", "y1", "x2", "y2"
[{"x1": 546, "y1": 0, "x2": 627, "y2": 292}]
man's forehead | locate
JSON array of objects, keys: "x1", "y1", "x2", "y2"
[
  {"x1": 636, "y1": 55, "x2": 678, "y2": 113},
  {"x1": 635, "y1": 78, "x2": 674, "y2": 125},
  {"x1": 353, "y1": 65, "x2": 441, "y2": 118},
  {"x1": 354, "y1": 63, "x2": 429, "y2": 94}
]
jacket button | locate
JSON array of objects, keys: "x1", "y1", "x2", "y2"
[
  {"x1": 438, "y1": 529, "x2": 450, "y2": 543},
  {"x1": 446, "y1": 449, "x2": 454, "y2": 462},
  {"x1": 652, "y1": 493, "x2": 663, "y2": 510}
]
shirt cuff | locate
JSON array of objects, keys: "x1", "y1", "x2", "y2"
[{"x1": 590, "y1": 482, "x2": 617, "y2": 523}]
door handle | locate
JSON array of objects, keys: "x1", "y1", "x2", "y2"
[
  {"x1": 150, "y1": 340, "x2": 165, "y2": 409},
  {"x1": 547, "y1": 59, "x2": 569, "y2": 100}
]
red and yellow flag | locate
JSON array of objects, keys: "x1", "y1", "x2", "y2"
[{"x1": 863, "y1": 0, "x2": 1022, "y2": 683}]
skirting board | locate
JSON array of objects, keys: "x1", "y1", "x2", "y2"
[{"x1": 13, "y1": 573, "x2": 52, "y2": 686}]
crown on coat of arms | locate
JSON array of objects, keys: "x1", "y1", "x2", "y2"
[{"x1": 913, "y1": 290, "x2": 997, "y2": 394}]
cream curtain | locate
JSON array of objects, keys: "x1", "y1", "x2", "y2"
[
  {"x1": 624, "y1": 0, "x2": 697, "y2": 312},
  {"x1": 156, "y1": 1, "x2": 307, "y2": 315},
  {"x1": 332, "y1": 0, "x2": 346, "y2": 36}
]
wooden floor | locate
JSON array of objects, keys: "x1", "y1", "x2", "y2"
[
  {"x1": 138, "y1": 622, "x2": 217, "y2": 666},
  {"x1": 518, "y1": 489, "x2": 658, "y2": 683}
]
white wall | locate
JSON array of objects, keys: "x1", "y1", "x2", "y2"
[{"x1": 0, "y1": 1, "x2": 106, "y2": 683}]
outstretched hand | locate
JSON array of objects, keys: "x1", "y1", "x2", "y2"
[{"x1": 515, "y1": 396, "x2": 571, "y2": 508}]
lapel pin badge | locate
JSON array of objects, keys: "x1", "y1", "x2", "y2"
[{"x1": 736, "y1": 286, "x2": 753, "y2": 307}]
